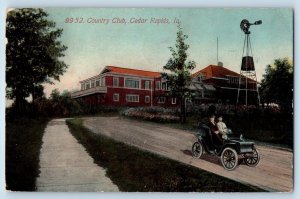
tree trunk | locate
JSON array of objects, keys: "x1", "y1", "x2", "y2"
[
  {"x1": 15, "y1": 95, "x2": 25, "y2": 114},
  {"x1": 180, "y1": 96, "x2": 187, "y2": 123}
]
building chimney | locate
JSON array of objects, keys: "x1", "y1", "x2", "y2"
[{"x1": 218, "y1": 61, "x2": 223, "y2": 67}]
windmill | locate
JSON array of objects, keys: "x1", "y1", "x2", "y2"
[{"x1": 237, "y1": 19, "x2": 262, "y2": 106}]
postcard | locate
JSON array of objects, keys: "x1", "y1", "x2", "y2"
[{"x1": 5, "y1": 8, "x2": 293, "y2": 192}]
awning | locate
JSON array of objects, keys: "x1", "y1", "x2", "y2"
[
  {"x1": 202, "y1": 84, "x2": 216, "y2": 91},
  {"x1": 188, "y1": 82, "x2": 203, "y2": 91}
]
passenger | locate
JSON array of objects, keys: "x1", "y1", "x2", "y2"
[
  {"x1": 208, "y1": 115, "x2": 223, "y2": 146},
  {"x1": 217, "y1": 115, "x2": 229, "y2": 140}
]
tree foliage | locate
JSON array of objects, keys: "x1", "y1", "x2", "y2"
[
  {"x1": 259, "y1": 58, "x2": 293, "y2": 112},
  {"x1": 6, "y1": 8, "x2": 68, "y2": 113},
  {"x1": 162, "y1": 25, "x2": 196, "y2": 122},
  {"x1": 31, "y1": 89, "x2": 83, "y2": 117}
]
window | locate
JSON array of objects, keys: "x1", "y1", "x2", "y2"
[
  {"x1": 144, "y1": 80, "x2": 151, "y2": 89},
  {"x1": 113, "y1": 93, "x2": 119, "y2": 102},
  {"x1": 158, "y1": 97, "x2": 165, "y2": 103},
  {"x1": 101, "y1": 77, "x2": 105, "y2": 86},
  {"x1": 125, "y1": 78, "x2": 140, "y2": 89},
  {"x1": 126, "y1": 94, "x2": 139, "y2": 102},
  {"x1": 162, "y1": 82, "x2": 167, "y2": 90},
  {"x1": 155, "y1": 81, "x2": 161, "y2": 90},
  {"x1": 228, "y1": 76, "x2": 240, "y2": 84},
  {"x1": 95, "y1": 80, "x2": 100, "y2": 87},
  {"x1": 145, "y1": 96, "x2": 150, "y2": 103},
  {"x1": 91, "y1": 81, "x2": 95, "y2": 88},
  {"x1": 194, "y1": 99, "x2": 201, "y2": 105},
  {"x1": 113, "y1": 77, "x2": 119, "y2": 87},
  {"x1": 197, "y1": 75, "x2": 205, "y2": 82},
  {"x1": 171, "y1": 98, "x2": 177, "y2": 104},
  {"x1": 81, "y1": 83, "x2": 85, "y2": 90},
  {"x1": 85, "y1": 82, "x2": 90, "y2": 89}
]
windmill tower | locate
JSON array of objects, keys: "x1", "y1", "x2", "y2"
[{"x1": 237, "y1": 19, "x2": 262, "y2": 106}]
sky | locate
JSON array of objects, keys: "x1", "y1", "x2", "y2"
[
  {"x1": 41, "y1": 8, "x2": 293, "y2": 97},
  {"x1": 16, "y1": 8, "x2": 296, "y2": 97}
]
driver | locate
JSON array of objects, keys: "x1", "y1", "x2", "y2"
[{"x1": 208, "y1": 115, "x2": 223, "y2": 145}]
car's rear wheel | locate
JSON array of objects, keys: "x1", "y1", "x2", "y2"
[
  {"x1": 221, "y1": 147, "x2": 238, "y2": 171},
  {"x1": 244, "y1": 147, "x2": 260, "y2": 167},
  {"x1": 192, "y1": 141, "x2": 203, "y2": 159}
]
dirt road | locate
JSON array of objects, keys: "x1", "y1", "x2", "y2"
[{"x1": 83, "y1": 116, "x2": 293, "y2": 192}]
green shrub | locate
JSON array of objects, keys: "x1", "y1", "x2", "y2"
[{"x1": 121, "y1": 107, "x2": 180, "y2": 123}]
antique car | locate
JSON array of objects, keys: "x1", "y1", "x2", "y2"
[{"x1": 191, "y1": 123, "x2": 260, "y2": 171}]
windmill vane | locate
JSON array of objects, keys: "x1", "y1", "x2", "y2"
[{"x1": 240, "y1": 19, "x2": 262, "y2": 34}]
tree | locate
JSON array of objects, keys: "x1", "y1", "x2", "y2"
[
  {"x1": 6, "y1": 8, "x2": 68, "y2": 113},
  {"x1": 48, "y1": 89, "x2": 83, "y2": 116},
  {"x1": 162, "y1": 25, "x2": 196, "y2": 123},
  {"x1": 259, "y1": 58, "x2": 293, "y2": 112},
  {"x1": 50, "y1": 88, "x2": 61, "y2": 102}
]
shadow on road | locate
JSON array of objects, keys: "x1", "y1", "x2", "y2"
[
  {"x1": 181, "y1": 149, "x2": 248, "y2": 168},
  {"x1": 181, "y1": 149, "x2": 221, "y2": 166},
  {"x1": 181, "y1": 149, "x2": 192, "y2": 156}
]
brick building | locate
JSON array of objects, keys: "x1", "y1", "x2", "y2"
[
  {"x1": 71, "y1": 64, "x2": 258, "y2": 107},
  {"x1": 71, "y1": 66, "x2": 179, "y2": 107}
]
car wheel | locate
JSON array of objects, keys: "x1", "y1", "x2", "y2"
[
  {"x1": 192, "y1": 141, "x2": 203, "y2": 159},
  {"x1": 244, "y1": 147, "x2": 260, "y2": 167},
  {"x1": 221, "y1": 147, "x2": 238, "y2": 171}
]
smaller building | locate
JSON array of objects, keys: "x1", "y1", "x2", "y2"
[{"x1": 192, "y1": 64, "x2": 258, "y2": 104}]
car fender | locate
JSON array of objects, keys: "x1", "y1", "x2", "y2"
[{"x1": 220, "y1": 143, "x2": 238, "y2": 153}]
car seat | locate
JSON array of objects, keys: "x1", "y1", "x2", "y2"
[{"x1": 198, "y1": 123, "x2": 220, "y2": 150}]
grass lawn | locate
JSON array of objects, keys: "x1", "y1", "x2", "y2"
[
  {"x1": 66, "y1": 118, "x2": 264, "y2": 192},
  {"x1": 77, "y1": 111, "x2": 120, "y2": 118},
  {"x1": 5, "y1": 117, "x2": 49, "y2": 191}
]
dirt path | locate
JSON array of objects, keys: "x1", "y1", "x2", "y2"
[
  {"x1": 36, "y1": 118, "x2": 119, "y2": 192},
  {"x1": 83, "y1": 116, "x2": 293, "y2": 192}
]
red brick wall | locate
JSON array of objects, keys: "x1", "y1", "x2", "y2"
[
  {"x1": 119, "y1": 77, "x2": 124, "y2": 87},
  {"x1": 80, "y1": 75, "x2": 180, "y2": 107},
  {"x1": 105, "y1": 76, "x2": 113, "y2": 87},
  {"x1": 106, "y1": 87, "x2": 152, "y2": 106}
]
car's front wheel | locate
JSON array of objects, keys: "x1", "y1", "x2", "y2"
[
  {"x1": 192, "y1": 141, "x2": 203, "y2": 159},
  {"x1": 221, "y1": 147, "x2": 238, "y2": 171}
]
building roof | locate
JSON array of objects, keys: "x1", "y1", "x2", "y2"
[
  {"x1": 102, "y1": 66, "x2": 161, "y2": 78},
  {"x1": 193, "y1": 64, "x2": 256, "y2": 83},
  {"x1": 192, "y1": 65, "x2": 240, "y2": 79}
]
